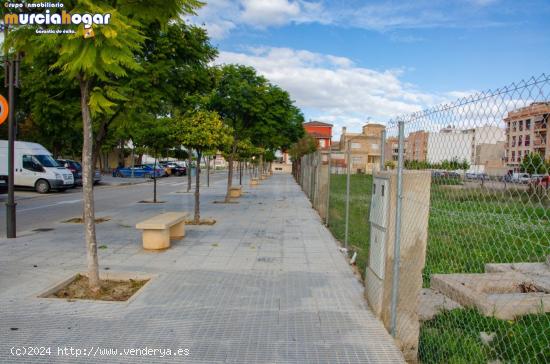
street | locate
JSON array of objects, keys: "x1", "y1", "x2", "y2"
[{"x1": 0, "y1": 172, "x2": 229, "y2": 237}]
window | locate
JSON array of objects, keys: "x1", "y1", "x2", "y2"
[
  {"x1": 319, "y1": 139, "x2": 326, "y2": 148},
  {"x1": 371, "y1": 143, "x2": 379, "y2": 150},
  {"x1": 512, "y1": 121, "x2": 517, "y2": 132},
  {"x1": 512, "y1": 136, "x2": 516, "y2": 147},
  {"x1": 518, "y1": 135, "x2": 523, "y2": 146},
  {"x1": 351, "y1": 142, "x2": 361, "y2": 149},
  {"x1": 22, "y1": 155, "x2": 43, "y2": 172},
  {"x1": 525, "y1": 135, "x2": 530, "y2": 146},
  {"x1": 518, "y1": 151, "x2": 522, "y2": 162},
  {"x1": 34, "y1": 155, "x2": 59, "y2": 167},
  {"x1": 519, "y1": 120, "x2": 523, "y2": 131},
  {"x1": 526, "y1": 119, "x2": 531, "y2": 130},
  {"x1": 352, "y1": 157, "x2": 363, "y2": 164},
  {"x1": 511, "y1": 151, "x2": 515, "y2": 161}
]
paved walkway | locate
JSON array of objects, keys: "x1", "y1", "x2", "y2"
[{"x1": 0, "y1": 174, "x2": 404, "y2": 363}]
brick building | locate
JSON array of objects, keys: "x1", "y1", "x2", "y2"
[{"x1": 504, "y1": 102, "x2": 550, "y2": 170}]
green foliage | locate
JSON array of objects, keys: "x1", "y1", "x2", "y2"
[
  {"x1": 210, "y1": 64, "x2": 304, "y2": 153},
  {"x1": 173, "y1": 110, "x2": 233, "y2": 153},
  {"x1": 405, "y1": 158, "x2": 470, "y2": 171},
  {"x1": 420, "y1": 309, "x2": 550, "y2": 364},
  {"x1": 521, "y1": 152, "x2": 548, "y2": 174},
  {"x1": 132, "y1": 118, "x2": 174, "y2": 156},
  {"x1": 289, "y1": 134, "x2": 318, "y2": 161},
  {"x1": 385, "y1": 160, "x2": 396, "y2": 170}
]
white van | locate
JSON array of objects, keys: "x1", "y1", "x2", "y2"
[{"x1": 0, "y1": 141, "x2": 74, "y2": 193}]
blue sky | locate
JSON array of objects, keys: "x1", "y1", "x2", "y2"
[{"x1": 190, "y1": 0, "x2": 550, "y2": 137}]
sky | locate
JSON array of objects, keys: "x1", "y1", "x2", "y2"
[{"x1": 189, "y1": 0, "x2": 550, "y2": 138}]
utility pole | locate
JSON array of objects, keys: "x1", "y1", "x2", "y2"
[{"x1": 5, "y1": 53, "x2": 21, "y2": 238}]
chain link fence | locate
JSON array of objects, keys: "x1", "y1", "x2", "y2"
[{"x1": 294, "y1": 74, "x2": 550, "y2": 363}]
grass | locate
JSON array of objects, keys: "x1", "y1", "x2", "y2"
[
  {"x1": 328, "y1": 174, "x2": 373, "y2": 276},
  {"x1": 326, "y1": 173, "x2": 550, "y2": 363},
  {"x1": 419, "y1": 309, "x2": 550, "y2": 364},
  {"x1": 328, "y1": 174, "x2": 550, "y2": 284}
]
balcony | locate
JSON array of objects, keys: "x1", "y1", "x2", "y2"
[
  {"x1": 534, "y1": 122, "x2": 547, "y2": 130},
  {"x1": 533, "y1": 138, "x2": 546, "y2": 147}
]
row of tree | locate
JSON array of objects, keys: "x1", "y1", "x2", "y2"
[{"x1": 2, "y1": 0, "x2": 305, "y2": 292}]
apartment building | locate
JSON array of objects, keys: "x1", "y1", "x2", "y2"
[
  {"x1": 384, "y1": 136, "x2": 407, "y2": 162},
  {"x1": 404, "y1": 130, "x2": 428, "y2": 162},
  {"x1": 339, "y1": 123, "x2": 385, "y2": 173},
  {"x1": 504, "y1": 102, "x2": 550, "y2": 169}
]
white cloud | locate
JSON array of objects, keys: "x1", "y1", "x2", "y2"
[
  {"x1": 190, "y1": 0, "x2": 508, "y2": 40},
  {"x1": 214, "y1": 47, "x2": 450, "y2": 138},
  {"x1": 240, "y1": 0, "x2": 301, "y2": 27},
  {"x1": 189, "y1": 0, "x2": 327, "y2": 39}
]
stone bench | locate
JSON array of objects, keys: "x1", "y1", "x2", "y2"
[
  {"x1": 250, "y1": 178, "x2": 259, "y2": 186},
  {"x1": 230, "y1": 186, "x2": 242, "y2": 198},
  {"x1": 136, "y1": 212, "x2": 188, "y2": 250}
]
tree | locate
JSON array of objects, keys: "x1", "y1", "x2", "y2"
[
  {"x1": 173, "y1": 110, "x2": 233, "y2": 223},
  {"x1": 132, "y1": 118, "x2": 174, "y2": 202},
  {"x1": 9, "y1": 0, "x2": 202, "y2": 293},
  {"x1": 210, "y1": 65, "x2": 268, "y2": 202},
  {"x1": 521, "y1": 152, "x2": 548, "y2": 175}
]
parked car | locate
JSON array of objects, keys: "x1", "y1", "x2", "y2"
[
  {"x1": 0, "y1": 175, "x2": 7, "y2": 194},
  {"x1": 160, "y1": 162, "x2": 187, "y2": 176},
  {"x1": 530, "y1": 175, "x2": 550, "y2": 188},
  {"x1": 113, "y1": 164, "x2": 164, "y2": 178},
  {"x1": 507, "y1": 172, "x2": 531, "y2": 184},
  {"x1": 57, "y1": 159, "x2": 102, "y2": 186},
  {"x1": 466, "y1": 172, "x2": 488, "y2": 180},
  {"x1": 141, "y1": 164, "x2": 167, "y2": 177},
  {"x1": 0, "y1": 141, "x2": 74, "y2": 193}
]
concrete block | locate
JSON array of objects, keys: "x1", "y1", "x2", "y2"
[
  {"x1": 230, "y1": 186, "x2": 242, "y2": 198},
  {"x1": 431, "y1": 271, "x2": 550, "y2": 320}
]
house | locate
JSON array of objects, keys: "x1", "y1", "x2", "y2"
[
  {"x1": 303, "y1": 121, "x2": 333, "y2": 150},
  {"x1": 338, "y1": 123, "x2": 385, "y2": 173}
]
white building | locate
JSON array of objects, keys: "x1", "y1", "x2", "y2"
[
  {"x1": 427, "y1": 126, "x2": 506, "y2": 169},
  {"x1": 427, "y1": 127, "x2": 473, "y2": 164}
]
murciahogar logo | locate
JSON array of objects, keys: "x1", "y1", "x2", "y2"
[{"x1": 4, "y1": 2, "x2": 111, "y2": 36}]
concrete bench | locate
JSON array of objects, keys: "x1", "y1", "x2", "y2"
[
  {"x1": 230, "y1": 186, "x2": 242, "y2": 198},
  {"x1": 136, "y1": 212, "x2": 188, "y2": 250}
]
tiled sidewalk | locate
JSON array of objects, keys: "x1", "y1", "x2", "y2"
[{"x1": 0, "y1": 174, "x2": 405, "y2": 363}]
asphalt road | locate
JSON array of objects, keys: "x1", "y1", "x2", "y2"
[{"x1": 0, "y1": 171, "x2": 229, "y2": 237}]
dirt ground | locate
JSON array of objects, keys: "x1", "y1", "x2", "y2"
[{"x1": 49, "y1": 274, "x2": 148, "y2": 301}]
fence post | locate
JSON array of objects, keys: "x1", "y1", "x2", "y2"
[
  {"x1": 390, "y1": 120, "x2": 405, "y2": 337},
  {"x1": 326, "y1": 147, "x2": 331, "y2": 226},
  {"x1": 380, "y1": 129, "x2": 386, "y2": 171},
  {"x1": 344, "y1": 139, "x2": 351, "y2": 251}
]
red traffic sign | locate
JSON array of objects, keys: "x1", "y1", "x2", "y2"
[{"x1": 0, "y1": 95, "x2": 8, "y2": 126}]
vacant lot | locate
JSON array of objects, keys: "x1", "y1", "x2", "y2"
[
  {"x1": 328, "y1": 174, "x2": 549, "y2": 282},
  {"x1": 327, "y1": 173, "x2": 549, "y2": 363}
]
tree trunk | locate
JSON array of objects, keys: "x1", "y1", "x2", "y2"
[
  {"x1": 225, "y1": 145, "x2": 236, "y2": 202},
  {"x1": 79, "y1": 76, "x2": 100, "y2": 293},
  {"x1": 194, "y1": 150, "x2": 202, "y2": 224},
  {"x1": 187, "y1": 153, "x2": 192, "y2": 192},
  {"x1": 153, "y1": 155, "x2": 157, "y2": 203},
  {"x1": 239, "y1": 160, "x2": 242, "y2": 185},
  {"x1": 206, "y1": 155, "x2": 210, "y2": 187}
]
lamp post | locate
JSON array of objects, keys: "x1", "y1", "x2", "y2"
[{"x1": 5, "y1": 52, "x2": 21, "y2": 238}]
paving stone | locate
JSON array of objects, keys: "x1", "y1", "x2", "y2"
[{"x1": 0, "y1": 174, "x2": 404, "y2": 363}]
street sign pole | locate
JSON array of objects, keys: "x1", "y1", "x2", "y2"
[{"x1": 6, "y1": 57, "x2": 17, "y2": 238}]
